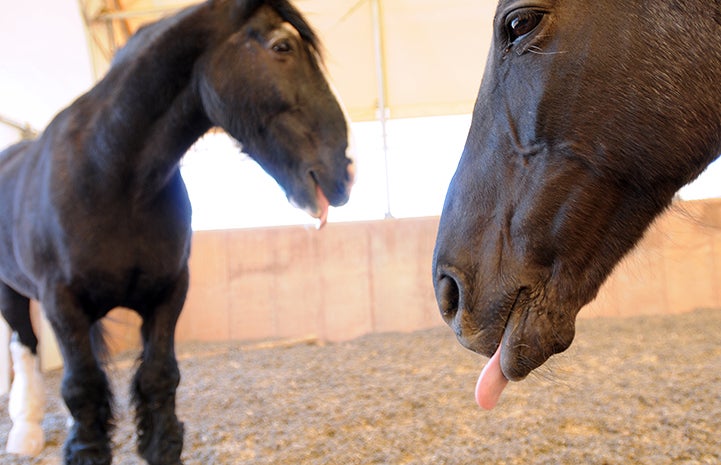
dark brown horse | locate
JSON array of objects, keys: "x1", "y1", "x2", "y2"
[
  {"x1": 0, "y1": 0, "x2": 353, "y2": 463},
  {"x1": 433, "y1": 0, "x2": 721, "y2": 409}
]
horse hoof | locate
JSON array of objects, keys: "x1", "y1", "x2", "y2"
[{"x1": 6, "y1": 420, "x2": 45, "y2": 456}]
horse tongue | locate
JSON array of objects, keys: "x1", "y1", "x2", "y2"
[
  {"x1": 475, "y1": 344, "x2": 509, "y2": 410},
  {"x1": 314, "y1": 184, "x2": 329, "y2": 229}
]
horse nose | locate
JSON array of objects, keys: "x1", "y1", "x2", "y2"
[{"x1": 435, "y1": 274, "x2": 462, "y2": 332}]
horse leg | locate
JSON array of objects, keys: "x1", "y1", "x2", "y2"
[
  {"x1": 0, "y1": 283, "x2": 45, "y2": 456},
  {"x1": 133, "y1": 270, "x2": 188, "y2": 465},
  {"x1": 42, "y1": 287, "x2": 114, "y2": 465}
]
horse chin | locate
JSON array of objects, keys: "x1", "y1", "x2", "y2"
[
  {"x1": 456, "y1": 286, "x2": 579, "y2": 382},
  {"x1": 497, "y1": 299, "x2": 577, "y2": 381},
  {"x1": 288, "y1": 181, "x2": 330, "y2": 228}
]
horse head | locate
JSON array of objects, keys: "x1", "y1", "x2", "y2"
[
  {"x1": 197, "y1": 0, "x2": 354, "y2": 226},
  {"x1": 432, "y1": 0, "x2": 721, "y2": 408}
]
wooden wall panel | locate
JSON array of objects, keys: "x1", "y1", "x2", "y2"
[{"x1": 98, "y1": 199, "x2": 721, "y2": 354}]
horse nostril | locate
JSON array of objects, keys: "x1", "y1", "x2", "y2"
[{"x1": 436, "y1": 275, "x2": 461, "y2": 322}]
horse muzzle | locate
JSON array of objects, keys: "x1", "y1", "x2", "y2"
[{"x1": 434, "y1": 265, "x2": 577, "y2": 382}]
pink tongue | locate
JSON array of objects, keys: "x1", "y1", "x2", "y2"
[
  {"x1": 315, "y1": 185, "x2": 329, "y2": 229},
  {"x1": 475, "y1": 344, "x2": 509, "y2": 410}
]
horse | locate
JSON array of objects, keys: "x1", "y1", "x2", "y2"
[
  {"x1": 0, "y1": 0, "x2": 354, "y2": 463},
  {"x1": 432, "y1": 0, "x2": 721, "y2": 410}
]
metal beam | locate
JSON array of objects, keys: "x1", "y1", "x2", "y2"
[
  {"x1": 0, "y1": 115, "x2": 38, "y2": 140},
  {"x1": 91, "y1": 4, "x2": 189, "y2": 22},
  {"x1": 370, "y1": 0, "x2": 392, "y2": 218}
]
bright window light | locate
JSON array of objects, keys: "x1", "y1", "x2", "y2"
[
  {"x1": 181, "y1": 115, "x2": 469, "y2": 230},
  {"x1": 384, "y1": 115, "x2": 470, "y2": 218},
  {"x1": 679, "y1": 158, "x2": 721, "y2": 201},
  {"x1": 182, "y1": 113, "x2": 719, "y2": 231}
]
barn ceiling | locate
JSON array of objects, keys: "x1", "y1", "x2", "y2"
[{"x1": 78, "y1": 0, "x2": 496, "y2": 121}]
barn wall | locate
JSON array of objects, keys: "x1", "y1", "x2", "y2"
[
  {"x1": 105, "y1": 198, "x2": 721, "y2": 352},
  {"x1": 180, "y1": 217, "x2": 441, "y2": 343},
  {"x1": 584, "y1": 198, "x2": 721, "y2": 318}
]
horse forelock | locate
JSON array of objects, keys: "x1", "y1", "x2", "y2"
[{"x1": 231, "y1": 0, "x2": 324, "y2": 62}]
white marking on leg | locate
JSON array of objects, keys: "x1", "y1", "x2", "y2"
[{"x1": 6, "y1": 340, "x2": 45, "y2": 456}]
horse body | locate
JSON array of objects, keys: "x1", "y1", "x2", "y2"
[
  {"x1": 433, "y1": 0, "x2": 721, "y2": 408},
  {"x1": 1, "y1": 2, "x2": 209, "y2": 309},
  {"x1": 0, "y1": 1, "x2": 353, "y2": 463}
]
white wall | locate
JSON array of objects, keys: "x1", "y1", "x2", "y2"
[
  {"x1": 0, "y1": 0, "x2": 93, "y2": 143},
  {"x1": 0, "y1": 0, "x2": 94, "y2": 393}
]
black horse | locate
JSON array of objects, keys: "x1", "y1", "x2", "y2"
[
  {"x1": 0, "y1": 0, "x2": 353, "y2": 463},
  {"x1": 433, "y1": 0, "x2": 721, "y2": 409}
]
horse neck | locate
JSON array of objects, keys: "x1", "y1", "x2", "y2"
[{"x1": 76, "y1": 2, "x2": 218, "y2": 195}]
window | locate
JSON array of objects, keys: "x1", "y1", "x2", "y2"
[
  {"x1": 181, "y1": 114, "x2": 470, "y2": 230},
  {"x1": 678, "y1": 158, "x2": 721, "y2": 201}
]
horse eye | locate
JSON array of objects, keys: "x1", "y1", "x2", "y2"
[
  {"x1": 272, "y1": 40, "x2": 292, "y2": 54},
  {"x1": 506, "y1": 10, "x2": 544, "y2": 43}
]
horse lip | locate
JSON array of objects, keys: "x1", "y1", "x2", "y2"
[
  {"x1": 503, "y1": 288, "x2": 525, "y2": 336},
  {"x1": 310, "y1": 167, "x2": 352, "y2": 207},
  {"x1": 496, "y1": 285, "x2": 574, "y2": 382},
  {"x1": 308, "y1": 169, "x2": 322, "y2": 191},
  {"x1": 462, "y1": 286, "x2": 528, "y2": 380},
  {"x1": 496, "y1": 287, "x2": 529, "y2": 381},
  {"x1": 286, "y1": 172, "x2": 325, "y2": 222},
  {"x1": 437, "y1": 266, "x2": 540, "y2": 381},
  {"x1": 308, "y1": 170, "x2": 326, "y2": 203}
]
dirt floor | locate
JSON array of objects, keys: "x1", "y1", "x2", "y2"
[{"x1": 0, "y1": 308, "x2": 719, "y2": 465}]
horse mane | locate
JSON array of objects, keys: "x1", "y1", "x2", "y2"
[
  {"x1": 110, "y1": 4, "x2": 206, "y2": 68},
  {"x1": 111, "y1": 0, "x2": 324, "y2": 70}
]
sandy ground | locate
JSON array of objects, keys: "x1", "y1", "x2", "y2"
[{"x1": 0, "y1": 308, "x2": 719, "y2": 465}]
